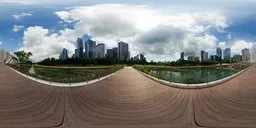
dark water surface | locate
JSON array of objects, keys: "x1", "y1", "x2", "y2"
[{"x1": 149, "y1": 67, "x2": 241, "y2": 84}]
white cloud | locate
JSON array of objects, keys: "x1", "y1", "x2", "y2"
[
  {"x1": 55, "y1": 4, "x2": 227, "y2": 60},
  {"x1": 12, "y1": 12, "x2": 32, "y2": 21},
  {"x1": 231, "y1": 40, "x2": 254, "y2": 54},
  {"x1": 0, "y1": 0, "x2": 36, "y2": 5},
  {"x1": 0, "y1": 0, "x2": 82, "y2": 5},
  {"x1": 136, "y1": 25, "x2": 217, "y2": 57},
  {"x1": 13, "y1": 25, "x2": 25, "y2": 32},
  {"x1": 20, "y1": 4, "x2": 229, "y2": 61},
  {"x1": 0, "y1": 41, "x2": 2, "y2": 45},
  {"x1": 1, "y1": 0, "x2": 256, "y2": 6},
  {"x1": 19, "y1": 26, "x2": 75, "y2": 61},
  {"x1": 218, "y1": 42, "x2": 226, "y2": 49}
]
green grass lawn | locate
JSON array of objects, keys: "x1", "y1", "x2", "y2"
[
  {"x1": 8, "y1": 64, "x2": 32, "y2": 75},
  {"x1": 9, "y1": 64, "x2": 124, "y2": 83}
]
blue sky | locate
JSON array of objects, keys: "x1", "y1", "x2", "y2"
[{"x1": 0, "y1": 0, "x2": 255, "y2": 61}]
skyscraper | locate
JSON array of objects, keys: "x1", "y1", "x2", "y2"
[
  {"x1": 84, "y1": 40, "x2": 89, "y2": 58},
  {"x1": 75, "y1": 49, "x2": 79, "y2": 58},
  {"x1": 106, "y1": 49, "x2": 114, "y2": 58},
  {"x1": 232, "y1": 54, "x2": 241, "y2": 61},
  {"x1": 188, "y1": 56, "x2": 196, "y2": 61},
  {"x1": 216, "y1": 47, "x2": 222, "y2": 60},
  {"x1": 113, "y1": 47, "x2": 118, "y2": 60},
  {"x1": 195, "y1": 57, "x2": 200, "y2": 61},
  {"x1": 81, "y1": 34, "x2": 91, "y2": 42},
  {"x1": 75, "y1": 38, "x2": 84, "y2": 58},
  {"x1": 86, "y1": 39, "x2": 96, "y2": 58},
  {"x1": 118, "y1": 42, "x2": 129, "y2": 61},
  {"x1": 94, "y1": 44, "x2": 105, "y2": 58},
  {"x1": 200, "y1": 50, "x2": 208, "y2": 61},
  {"x1": 133, "y1": 54, "x2": 146, "y2": 62},
  {"x1": 59, "y1": 48, "x2": 68, "y2": 60},
  {"x1": 210, "y1": 55, "x2": 218, "y2": 61},
  {"x1": 139, "y1": 54, "x2": 146, "y2": 61},
  {"x1": 180, "y1": 52, "x2": 184, "y2": 60},
  {"x1": 242, "y1": 48, "x2": 250, "y2": 61},
  {"x1": 223, "y1": 48, "x2": 231, "y2": 60}
]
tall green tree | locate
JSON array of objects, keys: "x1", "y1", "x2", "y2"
[{"x1": 14, "y1": 50, "x2": 32, "y2": 64}]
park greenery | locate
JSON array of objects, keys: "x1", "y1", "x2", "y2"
[
  {"x1": 37, "y1": 56, "x2": 240, "y2": 67},
  {"x1": 13, "y1": 50, "x2": 33, "y2": 64},
  {"x1": 8, "y1": 64, "x2": 32, "y2": 75},
  {"x1": 8, "y1": 64, "x2": 124, "y2": 83},
  {"x1": 38, "y1": 57, "x2": 148, "y2": 66},
  {"x1": 12, "y1": 50, "x2": 242, "y2": 67},
  {"x1": 8, "y1": 51, "x2": 250, "y2": 84},
  {"x1": 33, "y1": 65, "x2": 124, "y2": 83}
]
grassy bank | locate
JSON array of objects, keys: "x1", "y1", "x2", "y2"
[
  {"x1": 8, "y1": 64, "x2": 32, "y2": 75},
  {"x1": 8, "y1": 64, "x2": 124, "y2": 83},
  {"x1": 133, "y1": 64, "x2": 250, "y2": 84}
]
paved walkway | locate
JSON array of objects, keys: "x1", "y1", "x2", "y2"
[
  {"x1": 28, "y1": 66, "x2": 35, "y2": 74},
  {"x1": 0, "y1": 64, "x2": 255, "y2": 128}
]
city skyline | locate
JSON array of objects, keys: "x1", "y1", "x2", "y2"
[
  {"x1": 180, "y1": 47, "x2": 255, "y2": 62},
  {"x1": 63, "y1": 35, "x2": 131, "y2": 61},
  {"x1": 0, "y1": 0, "x2": 256, "y2": 62}
]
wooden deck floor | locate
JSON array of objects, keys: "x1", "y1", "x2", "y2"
[{"x1": 0, "y1": 65, "x2": 255, "y2": 128}]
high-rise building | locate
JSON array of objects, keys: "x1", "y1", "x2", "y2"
[
  {"x1": 94, "y1": 44, "x2": 105, "y2": 58},
  {"x1": 81, "y1": 34, "x2": 91, "y2": 42},
  {"x1": 195, "y1": 57, "x2": 200, "y2": 61},
  {"x1": 59, "y1": 48, "x2": 68, "y2": 60},
  {"x1": 106, "y1": 49, "x2": 114, "y2": 58},
  {"x1": 210, "y1": 55, "x2": 218, "y2": 61},
  {"x1": 133, "y1": 55, "x2": 139, "y2": 61},
  {"x1": 113, "y1": 47, "x2": 118, "y2": 60},
  {"x1": 232, "y1": 54, "x2": 241, "y2": 61},
  {"x1": 223, "y1": 48, "x2": 231, "y2": 60},
  {"x1": 216, "y1": 47, "x2": 222, "y2": 60},
  {"x1": 75, "y1": 49, "x2": 79, "y2": 58},
  {"x1": 242, "y1": 48, "x2": 250, "y2": 61},
  {"x1": 188, "y1": 56, "x2": 196, "y2": 61},
  {"x1": 139, "y1": 54, "x2": 146, "y2": 61},
  {"x1": 200, "y1": 51, "x2": 208, "y2": 61},
  {"x1": 180, "y1": 52, "x2": 184, "y2": 60},
  {"x1": 75, "y1": 38, "x2": 84, "y2": 58},
  {"x1": 118, "y1": 42, "x2": 129, "y2": 61},
  {"x1": 84, "y1": 40, "x2": 89, "y2": 58},
  {"x1": 86, "y1": 39, "x2": 96, "y2": 58},
  {"x1": 133, "y1": 54, "x2": 146, "y2": 62},
  {"x1": 252, "y1": 46, "x2": 256, "y2": 62}
]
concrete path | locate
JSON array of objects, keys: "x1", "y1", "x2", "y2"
[
  {"x1": 28, "y1": 66, "x2": 35, "y2": 74},
  {"x1": 0, "y1": 64, "x2": 255, "y2": 128}
]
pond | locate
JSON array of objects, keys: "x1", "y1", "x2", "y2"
[{"x1": 147, "y1": 67, "x2": 242, "y2": 84}]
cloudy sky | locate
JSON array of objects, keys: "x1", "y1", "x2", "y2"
[{"x1": 0, "y1": 0, "x2": 256, "y2": 61}]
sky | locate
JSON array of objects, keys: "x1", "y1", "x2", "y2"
[{"x1": 0, "y1": 0, "x2": 256, "y2": 62}]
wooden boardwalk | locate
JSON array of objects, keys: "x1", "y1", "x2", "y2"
[{"x1": 0, "y1": 65, "x2": 255, "y2": 128}]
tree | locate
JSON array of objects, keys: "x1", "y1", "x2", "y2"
[{"x1": 14, "y1": 50, "x2": 32, "y2": 64}]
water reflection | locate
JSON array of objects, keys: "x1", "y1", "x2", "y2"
[{"x1": 149, "y1": 68, "x2": 240, "y2": 84}]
